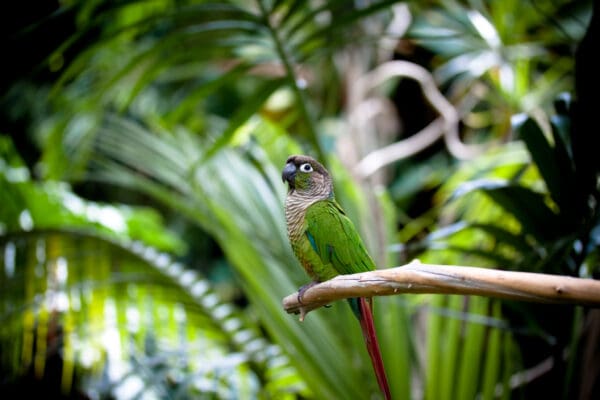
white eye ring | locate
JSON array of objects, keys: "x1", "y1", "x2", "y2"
[{"x1": 300, "y1": 163, "x2": 313, "y2": 172}]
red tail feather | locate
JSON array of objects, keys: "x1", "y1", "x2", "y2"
[{"x1": 358, "y1": 297, "x2": 392, "y2": 400}]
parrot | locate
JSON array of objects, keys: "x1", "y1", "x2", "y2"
[{"x1": 282, "y1": 154, "x2": 391, "y2": 400}]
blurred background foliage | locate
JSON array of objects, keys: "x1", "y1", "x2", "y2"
[{"x1": 1, "y1": 0, "x2": 598, "y2": 399}]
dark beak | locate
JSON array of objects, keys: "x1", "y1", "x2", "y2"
[{"x1": 282, "y1": 162, "x2": 296, "y2": 187}]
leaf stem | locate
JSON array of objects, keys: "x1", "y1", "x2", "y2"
[{"x1": 256, "y1": 0, "x2": 325, "y2": 162}]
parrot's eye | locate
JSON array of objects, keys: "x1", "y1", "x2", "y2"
[{"x1": 299, "y1": 163, "x2": 313, "y2": 173}]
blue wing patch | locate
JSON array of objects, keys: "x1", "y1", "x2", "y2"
[{"x1": 306, "y1": 231, "x2": 318, "y2": 253}]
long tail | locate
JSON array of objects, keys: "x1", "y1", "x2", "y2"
[{"x1": 349, "y1": 297, "x2": 392, "y2": 400}]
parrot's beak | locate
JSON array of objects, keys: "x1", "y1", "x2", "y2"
[{"x1": 282, "y1": 162, "x2": 297, "y2": 187}]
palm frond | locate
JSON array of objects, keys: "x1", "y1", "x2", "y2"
[{"x1": 87, "y1": 114, "x2": 380, "y2": 398}]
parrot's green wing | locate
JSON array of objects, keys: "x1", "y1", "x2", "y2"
[
  {"x1": 303, "y1": 200, "x2": 391, "y2": 399},
  {"x1": 304, "y1": 200, "x2": 376, "y2": 275}
]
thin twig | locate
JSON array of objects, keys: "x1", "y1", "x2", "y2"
[
  {"x1": 256, "y1": 0, "x2": 325, "y2": 162},
  {"x1": 283, "y1": 260, "x2": 600, "y2": 318},
  {"x1": 353, "y1": 61, "x2": 486, "y2": 178}
]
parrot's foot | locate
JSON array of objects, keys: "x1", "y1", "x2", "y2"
[
  {"x1": 297, "y1": 281, "x2": 319, "y2": 305},
  {"x1": 297, "y1": 281, "x2": 319, "y2": 322}
]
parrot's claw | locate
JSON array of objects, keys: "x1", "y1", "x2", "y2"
[{"x1": 296, "y1": 281, "x2": 319, "y2": 322}]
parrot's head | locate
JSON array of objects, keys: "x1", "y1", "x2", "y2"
[{"x1": 282, "y1": 155, "x2": 333, "y2": 198}]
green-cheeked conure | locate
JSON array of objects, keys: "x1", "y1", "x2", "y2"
[{"x1": 282, "y1": 154, "x2": 391, "y2": 400}]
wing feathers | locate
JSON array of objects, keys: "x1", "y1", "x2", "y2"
[{"x1": 305, "y1": 200, "x2": 375, "y2": 275}]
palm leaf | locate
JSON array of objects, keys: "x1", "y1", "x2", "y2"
[
  {"x1": 0, "y1": 230, "x2": 304, "y2": 399},
  {"x1": 514, "y1": 115, "x2": 576, "y2": 215},
  {"x1": 0, "y1": 138, "x2": 306, "y2": 397},
  {"x1": 87, "y1": 115, "x2": 379, "y2": 399}
]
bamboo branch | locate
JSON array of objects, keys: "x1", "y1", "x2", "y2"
[{"x1": 283, "y1": 260, "x2": 600, "y2": 319}]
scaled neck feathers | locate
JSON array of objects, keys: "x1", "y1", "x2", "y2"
[{"x1": 285, "y1": 177, "x2": 333, "y2": 241}]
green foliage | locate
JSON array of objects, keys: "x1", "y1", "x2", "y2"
[
  {"x1": 414, "y1": 99, "x2": 599, "y2": 398},
  {"x1": 408, "y1": 0, "x2": 588, "y2": 140},
  {"x1": 2, "y1": 0, "x2": 597, "y2": 399},
  {"x1": 0, "y1": 136, "x2": 183, "y2": 253},
  {"x1": 87, "y1": 114, "x2": 403, "y2": 399},
  {"x1": 0, "y1": 140, "x2": 306, "y2": 398},
  {"x1": 0, "y1": 231, "x2": 306, "y2": 399},
  {"x1": 435, "y1": 98, "x2": 598, "y2": 276}
]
